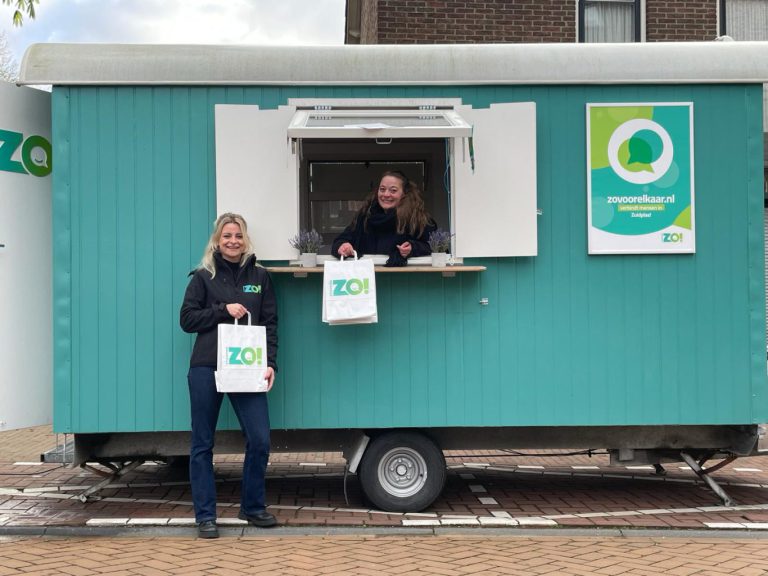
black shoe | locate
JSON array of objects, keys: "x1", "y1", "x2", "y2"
[
  {"x1": 238, "y1": 510, "x2": 277, "y2": 527},
  {"x1": 197, "y1": 520, "x2": 219, "y2": 539}
]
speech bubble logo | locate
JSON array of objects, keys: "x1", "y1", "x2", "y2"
[
  {"x1": 29, "y1": 146, "x2": 48, "y2": 168},
  {"x1": 607, "y1": 119, "x2": 673, "y2": 184},
  {"x1": 20, "y1": 134, "x2": 52, "y2": 177},
  {"x1": 627, "y1": 137, "x2": 653, "y2": 170}
]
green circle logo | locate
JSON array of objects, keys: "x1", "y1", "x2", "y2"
[{"x1": 608, "y1": 119, "x2": 673, "y2": 184}]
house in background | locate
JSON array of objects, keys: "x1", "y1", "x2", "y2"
[{"x1": 345, "y1": 1, "x2": 766, "y2": 44}]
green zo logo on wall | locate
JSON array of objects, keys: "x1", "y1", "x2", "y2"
[
  {"x1": 662, "y1": 232, "x2": 684, "y2": 243},
  {"x1": 0, "y1": 129, "x2": 52, "y2": 177}
]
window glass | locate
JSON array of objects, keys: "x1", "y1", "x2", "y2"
[
  {"x1": 306, "y1": 159, "x2": 434, "y2": 252},
  {"x1": 311, "y1": 200, "x2": 367, "y2": 238},
  {"x1": 582, "y1": 0, "x2": 638, "y2": 42},
  {"x1": 724, "y1": 0, "x2": 768, "y2": 40}
]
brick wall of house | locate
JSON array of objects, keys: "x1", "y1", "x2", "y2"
[
  {"x1": 645, "y1": 0, "x2": 718, "y2": 41},
  {"x1": 355, "y1": 0, "x2": 721, "y2": 44},
  {"x1": 375, "y1": 0, "x2": 576, "y2": 44}
]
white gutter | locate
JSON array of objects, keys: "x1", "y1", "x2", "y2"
[{"x1": 18, "y1": 41, "x2": 768, "y2": 86}]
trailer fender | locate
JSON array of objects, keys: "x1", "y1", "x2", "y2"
[{"x1": 342, "y1": 432, "x2": 370, "y2": 474}]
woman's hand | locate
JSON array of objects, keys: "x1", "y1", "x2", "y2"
[
  {"x1": 396, "y1": 241, "x2": 412, "y2": 258},
  {"x1": 265, "y1": 367, "x2": 275, "y2": 392},
  {"x1": 338, "y1": 242, "x2": 355, "y2": 257},
  {"x1": 226, "y1": 303, "x2": 248, "y2": 319}
]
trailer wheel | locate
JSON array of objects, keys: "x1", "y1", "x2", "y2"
[{"x1": 359, "y1": 431, "x2": 446, "y2": 512}]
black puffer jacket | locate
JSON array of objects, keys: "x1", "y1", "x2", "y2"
[
  {"x1": 179, "y1": 253, "x2": 278, "y2": 370},
  {"x1": 331, "y1": 203, "x2": 436, "y2": 266}
]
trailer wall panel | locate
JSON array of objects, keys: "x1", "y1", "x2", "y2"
[{"x1": 51, "y1": 84, "x2": 767, "y2": 433}]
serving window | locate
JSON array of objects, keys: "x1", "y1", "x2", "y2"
[
  {"x1": 214, "y1": 100, "x2": 538, "y2": 261},
  {"x1": 300, "y1": 140, "x2": 449, "y2": 252}
]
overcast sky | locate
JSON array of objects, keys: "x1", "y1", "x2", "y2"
[{"x1": 2, "y1": 0, "x2": 346, "y2": 66}]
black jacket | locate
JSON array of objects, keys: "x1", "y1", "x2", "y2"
[
  {"x1": 331, "y1": 203, "x2": 436, "y2": 265},
  {"x1": 179, "y1": 253, "x2": 278, "y2": 370}
]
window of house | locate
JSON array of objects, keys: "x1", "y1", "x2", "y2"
[
  {"x1": 720, "y1": 0, "x2": 768, "y2": 39},
  {"x1": 579, "y1": 0, "x2": 641, "y2": 42},
  {"x1": 214, "y1": 100, "x2": 538, "y2": 261}
]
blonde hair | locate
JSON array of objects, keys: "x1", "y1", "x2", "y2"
[
  {"x1": 356, "y1": 171, "x2": 432, "y2": 237},
  {"x1": 198, "y1": 212, "x2": 255, "y2": 278}
]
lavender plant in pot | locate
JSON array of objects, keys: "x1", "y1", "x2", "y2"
[
  {"x1": 289, "y1": 229, "x2": 324, "y2": 268},
  {"x1": 428, "y1": 228, "x2": 451, "y2": 268}
]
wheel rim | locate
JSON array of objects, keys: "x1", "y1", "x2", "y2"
[{"x1": 377, "y1": 447, "x2": 428, "y2": 498}]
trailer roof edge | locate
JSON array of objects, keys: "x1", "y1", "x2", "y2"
[{"x1": 18, "y1": 41, "x2": 768, "y2": 86}]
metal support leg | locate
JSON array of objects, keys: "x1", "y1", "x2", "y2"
[
  {"x1": 680, "y1": 451, "x2": 735, "y2": 506},
  {"x1": 78, "y1": 460, "x2": 144, "y2": 503},
  {"x1": 341, "y1": 433, "x2": 369, "y2": 508}
]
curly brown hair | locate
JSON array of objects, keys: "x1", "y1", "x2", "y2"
[{"x1": 354, "y1": 171, "x2": 432, "y2": 237}]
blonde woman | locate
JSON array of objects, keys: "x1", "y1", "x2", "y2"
[
  {"x1": 180, "y1": 213, "x2": 278, "y2": 538},
  {"x1": 333, "y1": 171, "x2": 437, "y2": 266}
]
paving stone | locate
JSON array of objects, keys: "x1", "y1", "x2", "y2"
[
  {"x1": 126, "y1": 518, "x2": 169, "y2": 526},
  {"x1": 6, "y1": 424, "x2": 768, "y2": 539},
  {"x1": 85, "y1": 518, "x2": 129, "y2": 526}
]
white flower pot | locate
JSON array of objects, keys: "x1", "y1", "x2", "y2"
[
  {"x1": 431, "y1": 252, "x2": 449, "y2": 268},
  {"x1": 300, "y1": 253, "x2": 318, "y2": 268}
]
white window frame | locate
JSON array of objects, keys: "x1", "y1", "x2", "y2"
[
  {"x1": 287, "y1": 109, "x2": 472, "y2": 139},
  {"x1": 214, "y1": 105, "x2": 299, "y2": 261},
  {"x1": 453, "y1": 103, "x2": 538, "y2": 258},
  {"x1": 215, "y1": 99, "x2": 538, "y2": 261}
]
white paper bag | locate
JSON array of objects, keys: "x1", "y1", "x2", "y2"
[
  {"x1": 215, "y1": 312, "x2": 269, "y2": 392},
  {"x1": 322, "y1": 253, "x2": 378, "y2": 325}
]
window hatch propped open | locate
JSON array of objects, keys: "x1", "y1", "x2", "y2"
[
  {"x1": 287, "y1": 109, "x2": 472, "y2": 139},
  {"x1": 215, "y1": 101, "x2": 538, "y2": 262}
]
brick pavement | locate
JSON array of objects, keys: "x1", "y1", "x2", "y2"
[
  {"x1": 1, "y1": 534, "x2": 768, "y2": 575},
  {"x1": 2, "y1": 425, "x2": 768, "y2": 532},
  {"x1": 3, "y1": 426, "x2": 768, "y2": 575},
  {"x1": 0, "y1": 426, "x2": 59, "y2": 464}
]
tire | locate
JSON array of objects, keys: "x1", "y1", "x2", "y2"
[{"x1": 358, "y1": 431, "x2": 446, "y2": 512}]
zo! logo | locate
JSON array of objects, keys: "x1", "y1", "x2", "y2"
[
  {"x1": 331, "y1": 278, "x2": 370, "y2": 296},
  {"x1": 243, "y1": 284, "x2": 261, "y2": 294},
  {"x1": 227, "y1": 346, "x2": 263, "y2": 366},
  {"x1": 662, "y1": 232, "x2": 684, "y2": 243},
  {"x1": 0, "y1": 129, "x2": 52, "y2": 177}
]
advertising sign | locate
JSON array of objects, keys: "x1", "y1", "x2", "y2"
[
  {"x1": 0, "y1": 82, "x2": 52, "y2": 431},
  {"x1": 587, "y1": 103, "x2": 694, "y2": 254}
]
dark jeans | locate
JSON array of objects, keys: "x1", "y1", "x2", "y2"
[{"x1": 188, "y1": 366, "x2": 270, "y2": 523}]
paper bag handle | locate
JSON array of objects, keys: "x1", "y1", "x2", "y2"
[
  {"x1": 340, "y1": 250, "x2": 358, "y2": 261},
  {"x1": 234, "y1": 311, "x2": 252, "y2": 326}
]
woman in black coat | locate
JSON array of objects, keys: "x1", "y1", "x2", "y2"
[
  {"x1": 179, "y1": 212, "x2": 278, "y2": 538},
  {"x1": 332, "y1": 171, "x2": 437, "y2": 267}
]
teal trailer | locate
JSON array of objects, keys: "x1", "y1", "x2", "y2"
[{"x1": 19, "y1": 42, "x2": 768, "y2": 510}]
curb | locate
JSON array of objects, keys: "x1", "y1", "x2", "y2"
[{"x1": 4, "y1": 525, "x2": 768, "y2": 539}]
